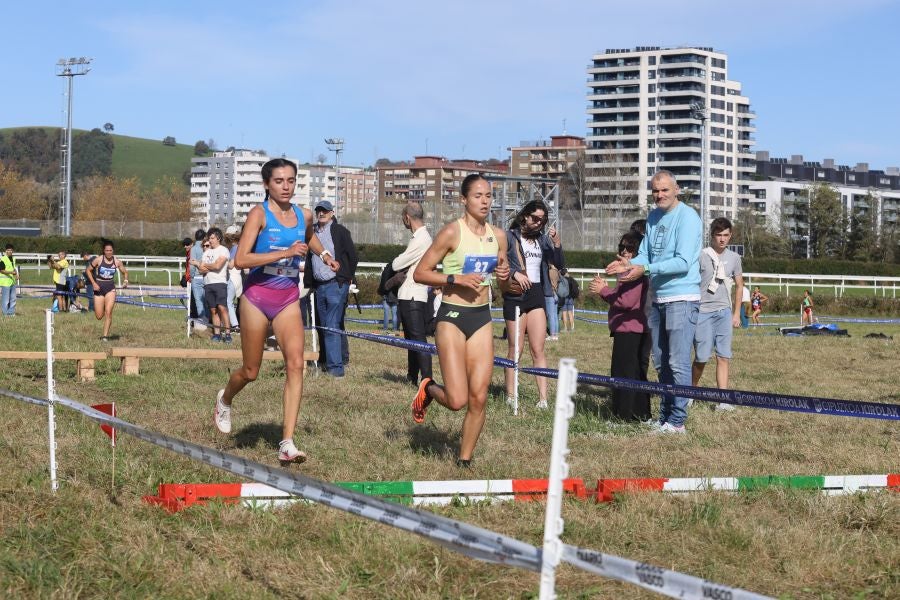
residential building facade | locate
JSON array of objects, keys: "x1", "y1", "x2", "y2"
[
  {"x1": 585, "y1": 46, "x2": 755, "y2": 224},
  {"x1": 190, "y1": 150, "x2": 305, "y2": 227},
  {"x1": 376, "y1": 156, "x2": 507, "y2": 230},
  {"x1": 509, "y1": 135, "x2": 585, "y2": 179},
  {"x1": 750, "y1": 151, "x2": 900, "y2": 242}
]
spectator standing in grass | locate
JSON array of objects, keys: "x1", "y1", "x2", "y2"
[
  {"x1": 86, "y1": 239, "x2": 128, "y2": 341},
  {"x1": 214, "y1": 158, "x2": 339, "y2": 464},
  {"x1": 0, "y1": 244, "x2": 19, "y2": 316},
  {"x1": 691, "y1": 217, "x2": 744, "y2": 412},
  {"x1": 411, "y1": 174, "x2": 510, "y2": 467},
  {"x1": 193, "y1": 227, "x2": 232, "y2": 342},
  {"x1": 392, "y1": 201, "x2": 433, "y2": 386},
  {"x1": 501, "y1": 199, "x2": 564, "y2": 410},
  {"x1": 559, "y1": 268, "x2": 578, "y2": 333},
  {"x1": 224, "y1": 225, "x2": 243, "y2": 332},
  {"x1": 50, "y1": 250, "x2": 70, "y2": 312},
  {"x1": 591, "y1": 230, "x2": 651, "y2": 421},
  {"x1": 190, "y1": 228, "x2": 208, "y2": 325},
  {"x1": 80, "y1": 251, "x2": 96, "y2": 312},
  {"x1": 606, "y1": 170, "x2": 701, "y2": 434},
  {"x1": 304, "y1": 200, "x2": 358, "y2": 378}
]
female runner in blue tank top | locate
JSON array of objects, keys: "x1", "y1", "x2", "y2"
[{"x1": 213, "y1": 158, "x2": 340, "y2": 464}]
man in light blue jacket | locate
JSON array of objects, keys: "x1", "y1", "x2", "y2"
[{"x1": 606, "y1": 170, "x2": 701, "y2": 433}]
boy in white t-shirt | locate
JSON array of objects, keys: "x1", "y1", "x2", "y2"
[{"x1": 193, "y1": 227, "x2": 233, "y2": 342}]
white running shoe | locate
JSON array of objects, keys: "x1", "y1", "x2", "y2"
[
  {"x1": 656, "y1": 422, "x2": 686, "y2": 434},
  {"x1": 214, "y1": 389, "x2": 231, "y2": 434},
  {"x1": 535, "y1": 399, "x2": 549, "y2": 410},
  {"x1": 506, "y1": 395, "x2": 516, "y2": 408},
  {"x1": 278, "y1": 439, "x2": 307, "y2": 464}
]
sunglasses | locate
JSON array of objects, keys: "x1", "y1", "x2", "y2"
[{"x1": 525, "y1": 214, "x2": 546, "y2": 224}]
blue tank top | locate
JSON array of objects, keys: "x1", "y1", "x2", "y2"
[{"x1": 246, "y1": 202, "x2": 306, "y2": 290}]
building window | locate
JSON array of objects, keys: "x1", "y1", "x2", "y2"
[
  {"x1": 785, "y1": 167, "x2": 793, "y2": 175},
  {"x1": 648, "y1": 111, "x2": 656, "y2": 120},
  {"x1": 648, "y1": 97, "x2": 656, "y2": 107},
  {"x1": 648, "y1": 70, "x2": 656, "y2": 79},
  {"x1": 648, "y1": 84, "x2": 656, "y2": 93},
  {"x1": 647, "y1": 153, "x2": 655, "y2": 162},
  {"x1": 848, "y1": 174, "x2": 855, "y2": 181},
  {"x1": 648, "y1": 56, "x2": 656, "y2": 65}
]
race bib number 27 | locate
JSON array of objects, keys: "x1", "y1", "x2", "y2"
[{"x1": 463, "y1": 254, "x2": 498, "y2": 275}]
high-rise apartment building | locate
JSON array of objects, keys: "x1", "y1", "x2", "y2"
[
  {"x1": 190, "y1": 150, "x2": 306, "y2": 227},
  {"x1": 586, "y1": 46, "x2": 755, "y2": 224}
]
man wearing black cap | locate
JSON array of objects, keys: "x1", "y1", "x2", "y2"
[{"x1": 304, "y1": 200, "x2": 358, "y2": 377}]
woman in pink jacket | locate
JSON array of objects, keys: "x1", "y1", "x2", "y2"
[{"x1": 590, "y1": 230, "x2": 651, "y2": 421}]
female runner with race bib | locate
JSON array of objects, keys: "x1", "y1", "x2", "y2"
[
  {"x1": 213, "y1": 158, "x2": 340, "y2": 465},
  {"x1": 411, "y1": 174, "x2": 510, "y2": 467}
]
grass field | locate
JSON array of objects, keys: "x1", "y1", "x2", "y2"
[{"x1": 0, "y1": 294, "x2": 897, "y2": 599}]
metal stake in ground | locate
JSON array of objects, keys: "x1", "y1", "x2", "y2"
[
  {"x1": 540, "y1": 358, "x2": 578, "y2": 599},
  {"x1": 45, "y1": 309, "x2": 59, "y2": 492}
]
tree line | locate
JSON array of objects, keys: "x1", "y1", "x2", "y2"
[{"x1": 0, "y1": 127, "x2": 190, "y2": 223}]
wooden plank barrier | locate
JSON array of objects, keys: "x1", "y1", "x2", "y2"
[
  {"x1": 0, "y1": 351, "x2": 109, "y2": 382},
  {"x1": 109, "y1": 347, "x2": 319, "y2": 376}
]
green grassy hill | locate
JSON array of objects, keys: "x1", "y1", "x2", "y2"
[
  {"x1": 109, "y1": 133, "x2": 194, "y2": 187},
  {"x1": 0, "y1": 127, "x2": 196, "y2": 188}
]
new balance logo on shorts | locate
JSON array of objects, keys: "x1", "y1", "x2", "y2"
[{"x1": 447, "y1": 311, "x2": 459, "y2": 318}]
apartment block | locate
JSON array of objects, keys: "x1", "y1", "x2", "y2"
[
  {"x1": 586, "y1": 46, "x2": 755, "y2": 223},
  {"x1": 509, "y1": 135, "x2": 585, "y2": 178},
  {"x1": 376, "y1": 156, "x2": 507, "y2": 227},
  {"x1": 750, "y1": 151, "x2": 900, "y2": 239},
  {"x1": 190, "y1": 150, "x2": 305, "y2": 227}
]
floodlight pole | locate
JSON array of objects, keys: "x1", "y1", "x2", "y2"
[
  {"x1": 55, "y1": 58, "x2": 92, "y2": 237},
  {"x1": 690, "y1": 102, "x2": 708, "y2": 241},
  {"x1": 325, "y1": 138, "x2": 344, "y2": 218}
]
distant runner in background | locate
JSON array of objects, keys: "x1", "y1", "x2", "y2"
[{"x1": 86, "y1": 240, "x2": 128, "y2": 341}]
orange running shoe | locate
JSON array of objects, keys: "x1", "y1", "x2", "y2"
[{"x1": 411, "y1": 377, "x2": 433, "y2": 424}]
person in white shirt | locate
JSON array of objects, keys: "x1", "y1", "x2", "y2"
[
  {"x1": 392, "y1": 202, "x2": 433, "y2": 385},
  {"x1": 193, "y1": 227, "x2": 233, "y2": 342}
]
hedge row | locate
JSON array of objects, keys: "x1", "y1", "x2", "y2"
[{"x1": 3, "y1": 237, "x2": 898, "y2": 277}]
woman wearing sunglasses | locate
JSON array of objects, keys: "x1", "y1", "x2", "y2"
[{"x1": 501, "y1": 200, "x2": 564, "y2": 410}]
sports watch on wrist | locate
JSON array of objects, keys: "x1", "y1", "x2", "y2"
[{"x1": 446, "y1": 274, "x2": 455, "y2": 286}]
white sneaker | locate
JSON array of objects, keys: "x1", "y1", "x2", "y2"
[
  {"x1": 643, "y1": 418, "x2": 663, "y2": 431},
  {"x1": 686, "y1": 398, "x2": 694, "y2": 407},
  {"x1": 278, "y1": 439, "x2": 307, "y2": 463},
  {"x1": 214, "y1": 389, "x2": 231, "y2": 434},
  {"x1": 535, "y1": 400, "x2": 549, "y2": 410},
  {"x1": 656, "y1": 422, "x2": 686, "y2": 434},
  {"x1": 714, "y1": 403, "x2": 735, "y2": 411},
  {"x1": 506, "y1": 395, "x2": 517, "y2": 408}
]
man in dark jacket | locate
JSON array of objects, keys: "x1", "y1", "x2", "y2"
[{"x1": 304, "y1": 200, "x2": 358, "y2": 377}]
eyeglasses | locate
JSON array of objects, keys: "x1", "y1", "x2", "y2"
[{"x1": 203, "y1": 244, "x2": 210, "y2": 248}]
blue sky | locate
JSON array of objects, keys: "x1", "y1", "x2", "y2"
[{"x1": 2, "y1": 0, "x2": 898, "y2": 170}]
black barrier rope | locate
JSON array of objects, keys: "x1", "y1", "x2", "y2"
[{"x1": 317, "y1": 326, "x2": 900, "y2": 421}]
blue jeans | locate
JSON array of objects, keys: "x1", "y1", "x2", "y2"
[
  {"x1": 191, "y1": 277, "x2": 207, "y2": 322},
  {"x1": 382, "y1": 299, "x2": 398, "y2": 330},
  {"x1": 315, "y1": 280, "x2": 350, "y2": 376},
  {"x1": 544, "y1": 294, "x2": 559, "y2": 336},
  {"x1": 1, "y1": 284, "x2": 16, "y2": 315},
  {"x1": 648, "y1": 300, "x2": 699, "y2": 427}
]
